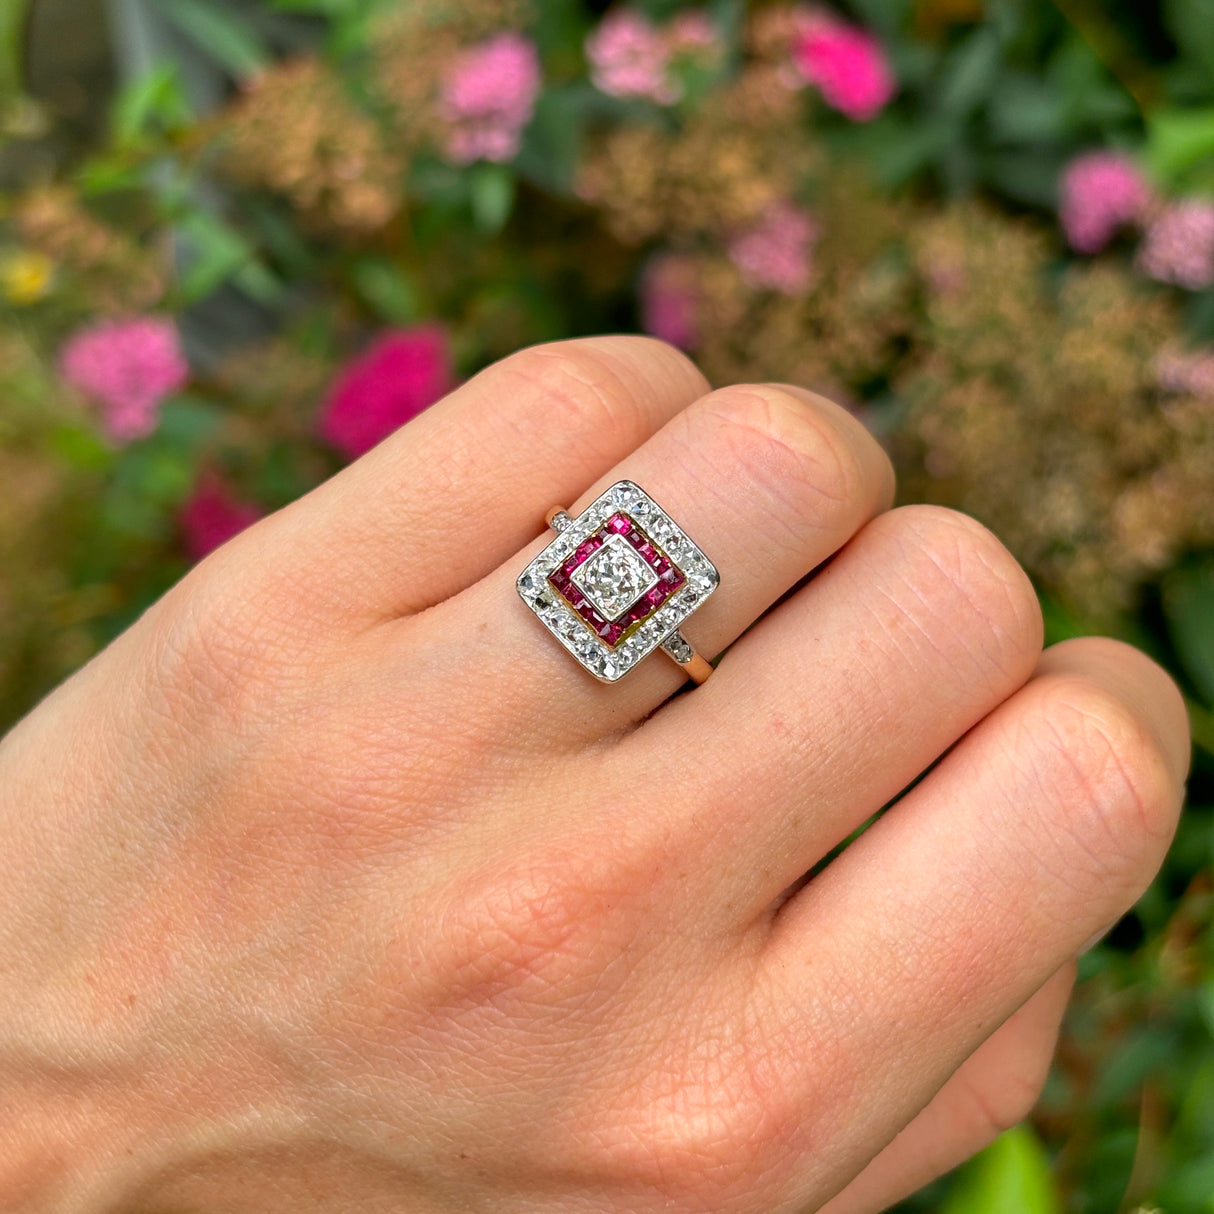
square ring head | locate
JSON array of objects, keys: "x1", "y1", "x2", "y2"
[{"x1": 516, "y1": 481, "x2": 719, "y2": 682}]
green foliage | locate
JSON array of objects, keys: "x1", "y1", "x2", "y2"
[
  {"x1": 154, "y1": 0, "x2": 272, "y2": 79},
  {"x1": 940, "y1": 1125, "x2": 1061, "y2": 1214}
]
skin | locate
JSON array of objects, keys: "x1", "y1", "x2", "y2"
[{"x1": 0, "y1": 336, "x2": 1190, "y2": 1214}]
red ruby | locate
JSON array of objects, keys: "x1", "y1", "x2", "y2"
[
  {"x1": 607, "y1": 514, "x2": 631, "y2": 534},
  {"x1": 644, "y1": 586, "x2": 667, "y2": 608},
  {"x1": 603, "y1": 623, "x2": 624, "y2": 645},
  {"x1": 660, "y1": 567, "x2": 680, "y2": 586}
]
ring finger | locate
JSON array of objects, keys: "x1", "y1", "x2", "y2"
[{"x1": 418, "y1": 382, "x2": 896, "y2": 741}]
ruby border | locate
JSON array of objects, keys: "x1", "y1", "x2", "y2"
[{"x1": 546, "y1": 512, "x2": 685, "y2": 647}]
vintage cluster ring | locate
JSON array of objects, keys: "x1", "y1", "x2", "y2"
[{"x1": 516, "y1": 480, "x2": 719, "y2": 684}]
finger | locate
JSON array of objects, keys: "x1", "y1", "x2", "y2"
[
  {"x1": 757, "y1": 637, "x2": 1187, "y2": 1204},
  {"x1": 631, "y1": 505, "x2": 1043, "y2": 923},
  {"x1": 441, "y1": 383, "x2": 895, "y2": 740},
  {"x1": 218, "y1": 337, "x2": 710, "y2": 620},
  {"x1": 817, "y1": 963, "x2": 1075, "y2": 1214}
]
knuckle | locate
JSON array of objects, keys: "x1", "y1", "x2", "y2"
[
  {"x1": 699, "y1": 385, "x2": 871, "y2": 526},
  {"x1": 874, "y1": 505, "x2": 1043, "y2": 682},
  {"x1": 496, "y1": 337, "x2": 701, "y2": 448},
  {"x1": 601, "y1": 1027, "x2": 804, "y2": 1207},
  {"x1": 426, "y1": 848, "x2": 621, "y2": 1018},
  {"x1": 1021, "y1": 674, "x2": 1181, "y2": 883}
]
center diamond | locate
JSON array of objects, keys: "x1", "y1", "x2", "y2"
[{"x1": 570, "y1": 533, "x2": 659, "y2": 621}]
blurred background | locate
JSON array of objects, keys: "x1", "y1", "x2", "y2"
[{"x1": 0, "y1": 0, "x2": 1211, "y2": 1208}]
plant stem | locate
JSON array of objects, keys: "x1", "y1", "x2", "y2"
[{"x1": 0, "y1": 0, "x2": 33, "y2": 106}]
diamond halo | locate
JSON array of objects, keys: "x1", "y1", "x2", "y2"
[{"x1": 516, "y1": 481, "x2": 719, "y2": 682}]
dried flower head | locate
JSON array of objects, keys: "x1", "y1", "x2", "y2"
[
  {"x1": 12, "y1": 187, "x2": 166, "y2": 312},
  {"x1": 220, "y1": 59, "x2": 403, "y2": 237},
  {"x1": 579, "y1": 64, "x2": 816, "y2": 243}
]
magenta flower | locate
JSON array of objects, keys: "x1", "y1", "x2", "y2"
[
  {"x1": 1059, "y1": 152, "x2": 1149, "y2": 253},
  {"x1": 640, "y1": 255, "x2": 701, "y2": 350},
  {"x1": 440, "y1": 32, "x2": 541, "y2": 163},
  {"x1": 792, "y1": 12, "x2": 895, "y2": 122},
  {"x1": 59, "y1": 316, "x2": 189, "y2": 442},
  {"x1": 729, "y1": 201, "x2": 818, "y2": 294},
  {"x1": 318, "y1": 325, "x2": 454, "y2": 460},
  {"x1": 180, "y1": 474, "x2": 263, "y2": 562},
  {"x1": 1137, "y1": 200, "x2": 1214, "y2": 290},
  {"x1": 586, "y1": 10, "x2": 677, "y2": 104}
]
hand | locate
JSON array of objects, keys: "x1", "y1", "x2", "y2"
[{"x1": 0, "y1": 337, "x2": 1188, "y2": 1214}]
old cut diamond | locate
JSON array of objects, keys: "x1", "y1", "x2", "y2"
[{"x1": 570, "y1": 533, "x2": 658, "y2": 621}]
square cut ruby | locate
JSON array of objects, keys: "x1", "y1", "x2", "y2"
[{"x1": 546, "y1": 510, "x2": 689, "y2": 649}]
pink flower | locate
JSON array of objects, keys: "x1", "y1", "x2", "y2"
[
  {"x1": 729, "y1": 202, "x2": 818, "y2": 294},
  {"x1": 792, "y1": 12, "x2": 895, "y2": 122},
  {"x1": 440, "y1": 32, "x2": 541, "y2": 164},
  {"x1": 1059, "y1": 152, "x2": 1149, "y2": 253},
  {"x1": 59, "y1": 316, "x2": 189, "y2": 442},
  {"x1": 586, "y1": 10, "x2": 677, "y2": 104},
  {"x1": 180, "y1": 474, "x2": 263, "y2": 562},
  {"x1": 1137, "y1": 200, "x2": 1214, "y2": 290},
  {"x1": 1156, "y1": 347, "x2": 1214, "y2": 398},
  {"x1": 640, "y1": 255, "x2": 701, "y2": 350},
  {"x1": 318, "y1": 325, "x2": 454, "y2": 460},
  {"x1": 669, "y1": 10, "x2": 718, "y2": 52}
]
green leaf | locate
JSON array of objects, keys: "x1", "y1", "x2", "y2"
[
  {"x1": 1165, "y1": 0, "x2": 1214, "y2": 78},
  {"x1": 1144, "y1": 107, "x2": 1214, "y2": 188},
  {"x1": 469, "y1": 163, "x2": 516, "y2": 234},
  {"x1": 48, "y1": 424, "x2": 113, "y2": 472},
  {"x1": 349, "y1": 257, "x2": 422, "y2": 324},
  {"x1": 988, "y1": 74, "x2": 1065, "y2": 144},
  {"x1": 516, "y1": 85, "x2": 591, "y2": 195},
  {"x1": 1163, "y1": 559, "x2": 1214, "y2": 705},
  {"x1": 847, "y1": 0, "x2": 911, "y2": 39},
  {"x1": 936, "y1": 27, "x2": 1002, "y2": 119},
  {"x1": 110, "y1": 63, "x2": 193, "y2": 146},
  {"x1": 153, "y1": 0, "x2": 270, "y2": 81},
  {"x1": 175, "y1": 209, "x2": 280, "y2": 305},
  {"x1": 940, "y1": 1124, "x2": 1061, "y2": 1214},
  {"x1": 156, "y1": 396, "x2": 224, "y2": 447}
]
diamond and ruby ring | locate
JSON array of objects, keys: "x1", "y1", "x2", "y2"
[{"x1": 516, "y1": 480, "x2": 719, "y2": 684}]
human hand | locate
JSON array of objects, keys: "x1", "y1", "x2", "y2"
[{"x1": 0, "y1": 338, "x2": 1189, "y2": 1213}]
